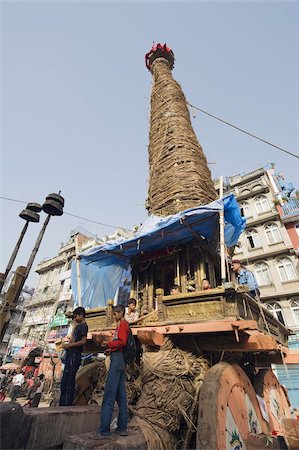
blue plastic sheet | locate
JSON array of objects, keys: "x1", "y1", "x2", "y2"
[
  {"x1": 71, "y1": 258, "x2": 127, "y2": 309},
  {"x1": 72, "y1": 194, "x2": 245, "y2": 308}
]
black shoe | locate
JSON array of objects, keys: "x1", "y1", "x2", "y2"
[
  {"x1": 115, "y1": 429, "x2": 128, "y2": 436},
  {"x1": 96, "y1": 432, "x2": 112, "y2": 439}
]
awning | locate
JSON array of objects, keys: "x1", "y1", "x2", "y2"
[
  {"x1": 0, "y1": 362, "x2": 21, "y2": 370},
  {"x1": 13, "y1": 346, "x2": 42, "y2": 360}
]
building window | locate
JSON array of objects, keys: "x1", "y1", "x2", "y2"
[
  {"x1": 254, "y1": 262, "x2": 271, "y2": 286},
  {"x1": 264, "y1": 223, "x2": 282, "y2": 244},
  {"x1": 295, "y1": 223, "x2": 299, "y2": 236},
  {"x1": 255, "y1": 195, "x2": 270, "y2": 214},
  {"x1": 266, "y1": 302, "x2": 286, "y2": 326},
  {"x1": 240, "y1": 202, "x2": 252, "y2": 218},
  {"x1": 234, "y1": 242, "x2": 243, "y2": 254},
  {"x1": 290, "y1": 300, "x2": 299, "y2": 326},
  {"x1": 276, "y1": 258, "x2": 297, "y2": 282},
  {"x1": 245, "y1": 229, "x2": 261, "y2": 249}
]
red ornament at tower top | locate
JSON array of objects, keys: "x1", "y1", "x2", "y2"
[{"x1": 145, "y1": 43, "x2": 175, "y2": 71}]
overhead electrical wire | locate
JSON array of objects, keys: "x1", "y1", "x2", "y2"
[
  {"x1": 1, "y1": 102, "x2": 297, "y2": 230},
  {"x1": 187, "y1": 102, "x2": 299, "y2": 160},
  {"x1": 0, "y1": 196, "x2": 131, "y2": 231}
]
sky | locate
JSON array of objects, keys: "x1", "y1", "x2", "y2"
[{"x1": 1, "y1": 1, "x2": 299, "y2": 288}]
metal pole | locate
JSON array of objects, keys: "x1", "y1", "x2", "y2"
[
  {"x1": 0, "y1": 221, "x2": 29, "y2": 291},
  {"x1": 219, "y1": 176, "x2": 226, "y2": 283},
  {"x1": 13, "y1": 215, "x2": 51, "y2": 303},
  {"x1": 75, "y1": 234, "x2": 82, "y2": 306},
  {"x1": 24, "y1": 215, "x2": 51, "y2": 278}
]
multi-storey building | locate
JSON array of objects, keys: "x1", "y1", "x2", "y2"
[
  {"x1": 19, "y1": 228, "x2": 93, "y2": 344},
  {"x1": 0, "y1": 285, "x2": 33, "y2": 363},
  {"x1": 215, "y1": 166, "x2": 299, "y2": 331},
  {"x1": 19, "y1": 226, "x2": 135, "y2": 347},
  {"x1": 215, "y1": 165, "x2": 299, "y2": 406}
]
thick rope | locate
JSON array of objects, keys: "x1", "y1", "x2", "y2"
[
  {"x1": 134, "y1": 337, "x2": 209, "y2": 450},
  {"x1": 147, "y1": 58, "x2": 217, "y2": 216}
]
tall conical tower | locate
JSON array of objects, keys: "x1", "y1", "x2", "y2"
[{"x1": 145, "y1": 44, "x2": 217, "y2": 216}]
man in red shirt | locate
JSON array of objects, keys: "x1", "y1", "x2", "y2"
[{"x1": 97, "y1": 305, "x2": 130, "y2": 438}]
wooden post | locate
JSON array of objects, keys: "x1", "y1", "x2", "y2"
[
  {"x1": 207, "y1": 256, "x2": 216, "y2": 287},
  {"x1": 194, "y1": 249, "x2": 202, "y2": 290},
  {"x1": 181, "y1": 250, "x2": 187, "y2": 293},
  {"x1": 148, "y1": 263, "x2": 155, "y2": 311},
  {"x1": 174, "y1": 250, "x2": 180, "y2": 285},
  {"x1": 130, "y1": 267, "x2": 136, "y2": 300},
  {"x1": 156, "y1": 288, "x2": 166, "y2": 321},
  {"x1": 106, "y1": 299, "x2": 114, "y2": 327},
  {"x1": 75, "y1": 234, "x2": 82, "y2": 307},
  {"x1": 199, "y1": 259, "x2": 206, "y2": 286},
  {"x1": 141, "y1": 279, "x2": 149, "y2": 317},
  {"x1": 219, "y1": 176, "x2": 226, "y2": 284},
  {"x1": 0, "y1": 221, "x2": 29, "y2": 292}
]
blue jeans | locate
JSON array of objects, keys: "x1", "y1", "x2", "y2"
[
  {"x1": 98, "y1": 351, "x2": 128, "y2": 435},
  {"x1": 59, "y1": 350, "x2": 81, "y2": 406}
]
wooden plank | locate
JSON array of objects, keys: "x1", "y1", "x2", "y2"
[
  {"x1": 282, "y1": 350, "x2": 299, "y2": 364},
  {"x1": 129, "y1": 319, "x2": 259, "y2": 336},
  {"x1": 85, "y1": 307, "x2": 106, "y2": 316},
  {"x1": 198, "y1": 333, "x2": 279, "y2": 352},
  {"x1": 166, "y1": 300, "x2": 223, "y2": 321},
  {"x1": 162, "y1": 286, "x2": 225, "y2": 302}
]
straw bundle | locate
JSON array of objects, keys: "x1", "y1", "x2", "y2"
[
  {"x1": 133, "y1": 338, "x2": 209, "y2": 450},
  {"x1": 147, "y1": 58, "x2": 217, "y2": 216},
  {"x1": 89, "y1": 360, "x2": 141, "y2": 407}
]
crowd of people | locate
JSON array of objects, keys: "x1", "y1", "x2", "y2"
[
  {"x1": 0, "y1": 261, "x2": 261, "y2": 432},
  {"x1": 54, "y1": 262, "x2": 261, "y2": 439},
  {"x1": 0, "y1": 367, "x2": 45, "y2": 406}
]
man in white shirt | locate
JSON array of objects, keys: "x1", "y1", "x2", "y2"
[{"x1": 10, "y1": 368, "x2": 25, "y2": 402}]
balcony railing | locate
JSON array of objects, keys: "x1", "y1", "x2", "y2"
[
  {"x1": 26, "y1": 290, "x2": 60, "y2": 306},
  {"x1": 281, "y1": 198, "x2": 299, "y2": 219},
  {"x1": 36, "y1": 254, "x2": 66, "y2": 273}
]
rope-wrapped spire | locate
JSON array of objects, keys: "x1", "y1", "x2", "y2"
[{"x1": 145, "y1": 44, "x2": 217, "y2": 216}]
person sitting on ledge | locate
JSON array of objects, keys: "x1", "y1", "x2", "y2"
[
  {"x1": 170, "y1": 285, "x2": 181, "y2": 295},
  {"x1": 125, "y1": 298, "x2": 139, "y2": 324},
  {"x1": 201, "y1": 278, "x2": 211, "y2": 290}
]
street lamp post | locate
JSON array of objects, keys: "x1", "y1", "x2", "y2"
[
  {"x1": 0, "y1": 193, "x2": 64, "y2": 345},
  {"x1": 13, "y1": 193, "x2": 65, "y2": 302},
  {"x1": 0, "y1": 203, "x2": 41, "y2": 292}
]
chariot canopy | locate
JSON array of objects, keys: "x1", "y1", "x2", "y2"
[{"x1": 71, "y1": 194, "x2": 245, "y2": 308}]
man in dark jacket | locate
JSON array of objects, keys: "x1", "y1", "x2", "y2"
[{"x1": 59, "y1": 307, "x2": 88, "y2": 406}]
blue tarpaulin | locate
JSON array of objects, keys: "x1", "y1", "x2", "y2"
[{"x1": 71, "y1": 194, "x2": 245, "y2": 309}]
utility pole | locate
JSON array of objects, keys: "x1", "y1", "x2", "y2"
[
  {"x1": 0, "y1": 193, "x2": 64, "y2": 344},
  {"x1": 13, "y1": 194, "x2": 65, "y2": 304},
  {"x1": 219, "y1": 176, "x2": 226, "y2": 284},
  {"x1": 0, "y1": 203, "x2": 41, "y2": 292},
  {"x1": 75, "y1": 233, "x2": 82, "y2": 306}
]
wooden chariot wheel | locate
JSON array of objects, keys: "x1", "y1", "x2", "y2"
[
  {"x1": 197, "y1": 362, "x2": 269, "y2": 450},
  {"x1": 253, "y1": 368, "x2": 292, "y2": 436}
]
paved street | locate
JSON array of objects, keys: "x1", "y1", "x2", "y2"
[{"x1": 2, "y1": 396, "x2": 49, "y2": 408}]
